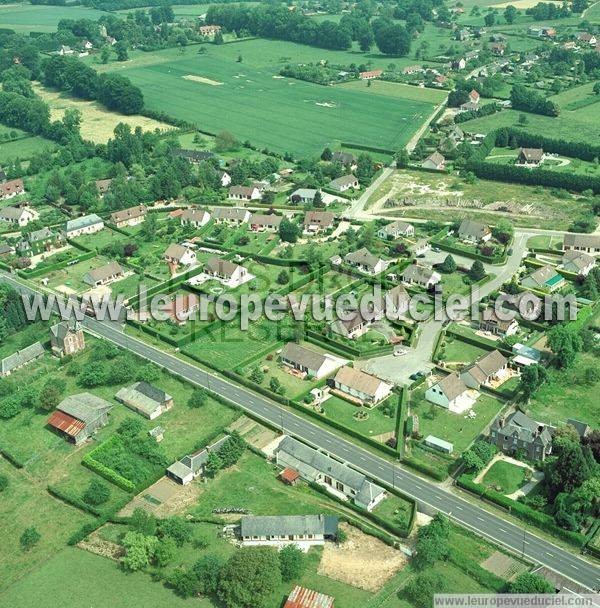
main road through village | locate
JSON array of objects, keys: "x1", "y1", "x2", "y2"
[{"x1": 2, "y1": 270, "x2": 599, "y2": 590}]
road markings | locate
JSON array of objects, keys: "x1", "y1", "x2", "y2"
[{"x1": 546, "y1": 552, "x2": 554, "y2": 557}]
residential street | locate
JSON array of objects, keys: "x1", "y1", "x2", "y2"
[{"x1": 1, "y1": 270, "x2": 599, "y2": 591}]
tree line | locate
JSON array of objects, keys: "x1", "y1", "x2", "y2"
[
  {"x1": 205, "y1": 4, "x2": 413, "y2": 56},
  {"x1": 510, "y1": 84, "x2": 559, "y2": 117}
]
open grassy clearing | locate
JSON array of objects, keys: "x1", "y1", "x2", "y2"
[
  {"x1": 0, "y1": 134, "x2": 57, "y2": 163},
  {"x1": 527, "y1": 352, "x2": 600, "y2": 427},
  {"x1": 482, "y1": 461, "x2": 528, "y2": 494},
  {"x1": 459, "y1": 108, "x2": 600, "y2": 144},
  {"x1": 33, "y1": 83, "x2": 172, "y2": 144},
  {"x1": 0, "y1": 4, "x2": 108, "y2": 32},
  {"x1": 94, "y1": 41, "x2": 434, "y2": 156},
  {"x1": 368, "y1": 168, "x2": 591, "y2": 230},
  {"x1": 409, "y1": 387, "x2": 505, "y2": 453},
  {"x1": 441, "y1": 334, "x2": 490, "y2": 365}
]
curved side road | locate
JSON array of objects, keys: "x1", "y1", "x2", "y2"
[{"x1": 2, "y1": 271, "x2": 599, "y2": 591}]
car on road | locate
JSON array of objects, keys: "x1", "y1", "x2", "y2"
[
  {"x1": 393, "y1": 348, "x2": 407, "y2": 357},
  {"x1": 409, "y1": 371, "x2": 426, "y2": 381},
  {"x1": 431, "y1": 246, "x2": 441, "y2": 253}
]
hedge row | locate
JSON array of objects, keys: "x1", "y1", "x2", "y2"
[
  {"x1": 340, "y1": 142, "x2": 395, "y2": 155},
  {"x1": 18, "y1": 250, "x2": 96, "y2": 279},
  {"x1": 457, "y1": 474, "x2": 586, "y2": 547},
  {"x1": 396, "y1": 390, "x2": 408, "y2": 458},
  {"x1": 82, "y1": 438, "x2": 136, "y2": 492},
  {"x1": 0, "y1": 446, "x2": 25, "y2": 468},
  {"x1": 447, "y1": 552, "x2": 506, "y2": 592},
  {"x1": 445, "y1": 327, "x2": 513, "y2": 357},
  {"x1": 47, "y1": 485, "x2": 103, "y2": 517},
  {"x1": 402, "y1": 454, "x2": 449, "y2": 481},
  {"x1": 430, "y1": 233, "x2": 507, "y2": 264}
]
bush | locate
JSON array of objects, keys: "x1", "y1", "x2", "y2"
[
  {"x1": 82, "y1": 479, "x2": 111, "y2": 506},
  {"x1": 20, "y1": 526, "x2": 41, "y2": 551},
  {"x1": 0, "y1": 474, "x2": 8, "y2": 492}
]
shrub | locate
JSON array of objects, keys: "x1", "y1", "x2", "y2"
[{"x1": 82, "y1": 479, "x2": 111, "y2": 506}]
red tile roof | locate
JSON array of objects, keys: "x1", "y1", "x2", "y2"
[
  {"x1": 280, "y1": 468, "x2": 300, "y2": 483},
  {"x1": 284, "y1": 586, "x2": 334, "y2": 608},
  {"x1": 47, "y1": 410, "x2": 85, "y2": 438}
]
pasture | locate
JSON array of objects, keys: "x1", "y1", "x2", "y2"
[
  {"x1": 0, "y1": 135, "x2": 57, "y2": 164},
  {"x1": 338, "y1": 79, "x2": 447, "y2": 104},
  {"x1": 97, "y1": 41, "x2": 436, "y2": 155},
  {"x1": 0, "y1": 4, "x2": 108, "y2": 33}
]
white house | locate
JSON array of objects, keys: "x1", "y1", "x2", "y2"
[
  {"x1": 421, "y1": 152, "x2": 446, "y2": 171},
  {"x1": 0, "y1": 204, "x2": 38, "y2": 227},
  {"x1": 228, "y1": 185, "x2": 261, "y2": 201},
  {"x1": 249, "y1": 213, "x2": 282, "y2": 232},
  {"x1": 460, "y1": 350, "x2": 509, "y2": 389},
  {"x1": 238, "y1": 514, "x2": 338, "y2": 550},
  {"x1": 303, "y1": 211, "x2": 334, "y2": 234},
  {"x1": 164, "y1": 243, "x2": 197, "y2": 267},
  {"x1": 332, "y1": 366, "x2": 392, "y2": 406},
  {"x1": 204, "y1": 257, "x2": 248, "y2": 287},
  {"x1": 377, "y1": 220, "x2": 414, "y2": 240},
  {"x1": 458, "y1": 219, "x2": 491, "y2": 243},
  {"x1": 328, "y1": 174, "x2": 359, "y2": 192},
  {"x1": 402, "y1": 264, "x2": 441, "y2": 289},
  {"x1": 212, "y1": 207, "x2": 251, "y2": 226},
  {"x1": 561, "y1": 250, "x2": 595, "y2": 276},
  {"x1": 344, "y1": 248, "x2": 389, "y2": 275},
  {"x1": 280, "y1": 342, "x2": 343, "y2": 380},
  {"x1": 63, "y1": 214, "x2": 104, "y2": 238},
  {"x1": 425, "y1": 373, "x2": 474, "y2": 413},
  {"x1": 181, "y1": 208, "x2": 211, "y2": 228}
]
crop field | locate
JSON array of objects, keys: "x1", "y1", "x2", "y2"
[
  {"x1": 0, "y1": 135, "x2": 57, "y2": 164},
  {"x1": 0, "y1": 4, "x2": 109, "y2": 32},
  {"x1": 337, "y1": 80, "x2": 447, "y2": 104},
  {"x1": 97, "y1": 41, "x2": 436, "y2": 155},
  {"x1": 33, "y1": 83, "x2": 172, "y2": 144}
]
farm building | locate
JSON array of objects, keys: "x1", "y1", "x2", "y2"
[
  {"x1": 238, "y1": 514, "x2": 338, "y2": 549},
  {"x1": 0, "y1": 204, "x2": 38, "y2": 227},
  {"x1": 425, "y1": 373, "x2": 473, "y2": 413},
  {"x1": 422, "y1": 152, "x2": 445, "y2": 171},
  {"x1": 0, "y1": 178, "x2": 24, "y2": 200},
  {"x1": 167, "y1": 436, "x2": 230, "y2": 484},
  {"x1": 47, "y1": 393, "x2": 112, "y2": 444},
  {"x1": 332, "y1": 366, "x2": 392, "y2": 406},
  {"x1": 377, "y1": 220, "x2": 414, "y2": 239},
  {"x1": 0, "y1": 342, "x2": 45, "y2": 376},
  {"x1": 83, "y1": 261, "x2": 125, "y2": 287},
  {"x1": 344, "y1": 247, "x2": 388, "y2": 274},
  {"x1": 280, "y1": 342, "x2": 343, "y2": 379},
  {"x1": 63, "y1": 214, "x2": 104, "y2": 238},
  {"x1": 212, "y1": 207, "x2": 251, "y2": 226},
  {"x1": 461, "y1": 350, "x2": 509, "y2": 389},
  {"x1": 180, "y1": 208, "x2": 211, "y2": 228},
  {"x1": 328, "y1": 174, "x2": 359, "y2": 192},
  {"x1": 458, "y1": 219, "x2": 491, "y2": 243},
  {"x1": 303, "y1": 211, "x2": 335, "y2": 234},
  {"x1": 275, "y1": 436, "x2": 386, "y2": 511},
  {"x1": 50, "y1": 320, "x2": 85, "y2": 358},
  {"x1": 284, "y1": 586, "x2": 335, "y2": 608},
  {"x1": 115, "y1": 381, "x2": 173, "y2": 420},
  {"x1": 110, "y1": 205, "x2": 147, "y2": 228}
]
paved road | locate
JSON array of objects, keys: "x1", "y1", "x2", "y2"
[{"x1": 2, "y1": 271, "x2": 598, "y2": 590}]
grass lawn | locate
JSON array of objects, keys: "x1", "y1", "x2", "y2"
[
  {"x1": 289, "y1": 269, "x2": 359, "y2": 300},
  {"x1": 109, "y1": 272, "x2": 160, "y2": 300},
  {"x1": 439, "y1": 271, "x2": 472, "y2": 297},
  {"x1": 526, "y1": 235, "x2": 563, "y2": 250},
  {"x1": 410, "y1": 387, "x2": 505, "y2": 453},
  {"x1": 91, "y1": 41, "x2": 435, "y2": 156},
  {"x1": 441, "y1": 334, "x2": 489, "y2": 365},
  {"x1": 320, "y1": 395, "x2": 397, "y2": 441},
  {"x1": 184, "y1": 316, "x2": 296, "y2": 370},
  {"x1": 71, "y1": 227, "x2": 131, "y2": 253},
  {"x1": 527, "y1": 352, "x2": 600, "y2": 427},
  {"x1": 482, "y1": 460, "x2": 528, "y2": 494},
  {"x1": 40, "y1": 255, "x2": 112, "y2": 294},
  {"x1": 0, "y1": 321, "x2": 50, "y2": 361},
  {"x1": 0, "y1": 135, "x2": 57, "y2": 163}
]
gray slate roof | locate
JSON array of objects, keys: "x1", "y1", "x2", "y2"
[
  {"x1": 276, "y1": 436, "x2": 385, "y2": 506},
  {"x1": 240, "y1": 514, "x2": 338, "y2": 538},
  {"x1": 1, "y1": 342, "x2": 45, "y2": 374},
  {"x1": 57, "y1": 393, "x2": 112, "y2": 424},
  {"x1": 50, "y1": 319, "x2": 82, "y2": 341},
  {"x1": 281, "y1": 342, "x2": 329, "y2": 373},
  {"x1": 344, "y1": 247, "x2": 381, "y2": 270},
  {"x1": 64, "y1": 214, "x2": 104, "y2": 233},
  {"x1": 115, "y1": 381, "x2": 172, "y2": 416}
]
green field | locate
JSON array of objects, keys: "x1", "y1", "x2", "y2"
[
  {"x1": 459, "y1": 107, "x2": 600, "y2": 143},
  {"x1": 0, "y1": 4, "x2": 109, "y2": 32},
  {"x1": 96, "y1": 41, "x2": 436, "y2": 155},
  {"x1": 0, "y1": 135, "x2": 58, "y2": 164},
  {"x1": 338, "y1": 80, "x2": 447, "y2": 104}
]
